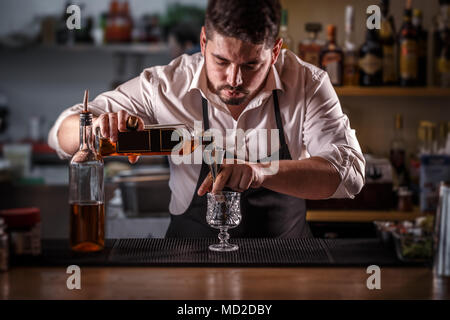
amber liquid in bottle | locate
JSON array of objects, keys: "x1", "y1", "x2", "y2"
[
  {"x1": 96, "y1": 122, "x2": 207, "y2": 157},
  {"x1": 98, "y1": 134, "x2": 198, "y2": 157},
  {"x1": 70, "y1": 201, "x2": 105, "y2": 252}
]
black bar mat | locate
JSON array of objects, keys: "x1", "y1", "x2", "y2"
[
  {"x1": 11, "y1": 239, "x2": 115, "y2": 267},
  {"x1": 17, "y1": 238, "x2": 428, "y2": 267},
  {"x1": 108, "y1": 238, "x2": 331, "y2": 266}
]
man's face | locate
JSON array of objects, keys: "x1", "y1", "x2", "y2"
[{"x1": 200, "y1": 27, "x2": 282, "y2": 106}]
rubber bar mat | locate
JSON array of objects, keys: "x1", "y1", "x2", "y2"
[
  {"x1": 14, "y1": 238, "x2": 427, "y2": 267},
  {"x1": 108, "y1": 238, "x2": 331, "y2": 266}
]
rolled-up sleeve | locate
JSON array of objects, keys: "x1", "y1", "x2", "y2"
[
  {"x1": 302, "y1": 71, "x2": 365, "y2": 199},
  {"x1": 48, "y1": 72, "x2": 157, "y2": 159}
]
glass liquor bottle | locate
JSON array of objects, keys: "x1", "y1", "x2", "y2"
[
  {"x1": 320, "y1": 25, "x2": 344, "y2": 86},
  {"x1": 95, "y1": 118, "x2": 200, "y2": 157},
  {"x1": 432, "y1": 0, "x2": 450, "y2": 86},
  {"x1": 359, "y1": 23, "x2": 383, "y2": 86},
  {"x1": 298, "y1": 23, "x2": 324, "y2": 68},
  {"x1": 398, "y1": 0, "x2": 419, "y2": 87},
  {"x1": 390, "y1": 114, "x2": 410, "y2": 191},
  {"x1": 279, "y1": 9, "x2": 293, "y2": 51},
  {"x1": 437, "y1": 27, "x2": 450, "y2": 87},
  {"x1": 379, "y1": 0, "x2": 397, "y2": 85},
  {"x1": 69, "y1": 90, "x2": 105, "y2": 252},
  {"x1": 343, "y1": 6, "x2": 359, "y2": 86},
  {"x1": 412, "y1": 9, "x2": 428, "y2": 86}
]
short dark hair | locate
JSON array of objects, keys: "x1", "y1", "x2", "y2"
[{"x1": 205, "y1": 0, "x2": 281, "y2": 48}]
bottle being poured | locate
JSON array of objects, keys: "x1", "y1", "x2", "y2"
[{"x1": 68, "y1": 90, "x2": 105, "y2": 252}]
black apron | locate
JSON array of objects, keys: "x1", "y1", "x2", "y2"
[{"x1": 165, "y1": 90, "x2": 311, "y2": 238}]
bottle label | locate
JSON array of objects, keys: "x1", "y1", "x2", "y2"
[
  {"x1": 400, "y1": 40, "x2": 418, "y2": 80},
  {"x1": 117, "y1": 128, "x2": 184, "y2": 153},
  {"x1": 359, "y1": 53, "x2": 382, "y2": 75},
  {"x1": 322, "y1": 52, "x2": 342, "y2": 85},
  {"x1": 382, "y1": 45, "x2": 397, "y2": 83},
  {"x1": 303, "y1": 52, "x2": 320, "y2": 67},
  {"x1": 299, "y1": 44, "x2": 321, "y2": 67}
]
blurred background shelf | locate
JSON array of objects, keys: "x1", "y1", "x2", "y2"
[
  {"x1": 306, "y1": 207, "x2": 424, "y2": 222},
  {"x1": 335, "y1": 86, "x2": 450, "y2": 97},
  {"x1": 36, "y1": 43, "x2": 169, "y2": 55}
]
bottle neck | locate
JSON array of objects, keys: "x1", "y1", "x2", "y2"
[
  {"x1": 327, "y1": 34, "x2": 336, "y2": 45},
  {"x1": 403, "y1": 9, "x2": 412, "y2": 24},
  {"x1": 79, "y1": 113, "x2": 93, "y2": 150}
]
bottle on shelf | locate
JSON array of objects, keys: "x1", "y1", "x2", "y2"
[
  {"x1": 105, "y1": 0, "x2": 120, "y2": 43},
  {"x1": 69, "y1": 90, "x2": 105, "y2": 252},
  {"x1": 379, "y1": 0, "x2": 398, "y2": 85},
  {"x1": 343, "y1": 6, "x2": 359, "y2": 86},
  {"x1": 437, "y1": 27, "x2": 450, "y2": 87},
  {"x1": 437, "y1": 122, "x2": 449, "y2": 154},
  {"x1": 279, "y1": 9, "x2": 293, "y2": 51},
  {"x1": 118, "y1": 0, "x2": 133, "y2": 43},
  {"x1": 320, "y1": 25, "x2": 344, "y2": 86},
  {"x1": 359, "y1": 19, "x2": 383, "y2": 86},
  {"x1": 298, "y1": 23, "x2": 324, "y2": 68},
  {"x1": 412, "y1": 9, "x2": 428, "y2": 86},
  {"x1": 390, "y1": 114, "x2": 410, "y2": 192},
  {"x1": 418, "y1": 120, "x2": 437, "y2": 154},
  {"x1": 398, "y1": 0, "x2": 419, "y2": 87},
  {"x1": 432, "y1": 0, "x2": 450, "y2": 86}
]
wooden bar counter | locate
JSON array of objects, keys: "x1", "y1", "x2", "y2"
[{"x1": 1, "y1": 266, "x2": 449, "y2": 299}]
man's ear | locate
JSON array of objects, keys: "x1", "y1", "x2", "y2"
[
  {"x1": 271, "y1": 38, "x2": 283, "y2": 65},
  {"x1": 200, "y1": 26, "x2": 207, "y2": 56}
]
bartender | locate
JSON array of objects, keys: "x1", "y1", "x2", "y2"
[{"x1": 48, "y1": 0, "x2": 365, "y2": 238}]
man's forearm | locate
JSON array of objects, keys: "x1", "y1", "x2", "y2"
[
  {"x1": 260, "y1": 157, "x2": 341, "y2": 200},
  {"x1": 57, "y1": 114, "x2": 82, "y2": 156}
]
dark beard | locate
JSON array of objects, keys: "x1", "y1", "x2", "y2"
[
  {"x1": 205, "y1": 63, "x2": 250, "y2": 105},
  {"x1": 216, "y1": 84, "x2": 249, "y2": 105}
]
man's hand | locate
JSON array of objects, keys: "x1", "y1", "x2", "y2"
[
  {"x1": 93, "y1": 110, "x2": 144, "y2": 164},
  {"x1": 197, "y1": 161, "x2": 265, "y2": 195}
]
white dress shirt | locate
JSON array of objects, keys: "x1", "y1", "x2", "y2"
[{"x1": 48, "y1": 50, "x2": 366, "y2": 215}]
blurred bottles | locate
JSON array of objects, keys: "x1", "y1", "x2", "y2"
[
  {"x1": 298, "y1": 23, "x2": 324, "y2": 68},
  {"x1": 412, "y1": 9, "x2": 428, "y2": 86},
  {"x1": 390, "y1": 114, "x2": 410, "y2": 190},
  {"x1": 399, "y1": 0, "x2": 419, "y2": 87},
  {"x1": 432, "y1": 0, "x2": 450, "y2": 86},
  {"x1": 320, "y1": 25, "x2": 344, "y2": 86},
  {"x1": 55, "y1": 1, "x2": 75, "y2": 45},
  {"x1": 359, "y1": 22, "x2": 383, "y2": 86},
  {"x1": 343, "y1": 6, "x2": 359, "y2": 86},
  {"x1": 104, "y1": 0, "x2": 133, "y2": 43},
  {"x1": 279, "y1": 9, "x2": 293, "y2": 51},
  {"x1": 418, "y1": 121, "x2": 437, "y2": 155},
  {"x1": 379, "y1": 0, "x2": 398, "y2": 85},
  {"x1": 437, "y1": 28, "x2": 450, "y2": 87}
]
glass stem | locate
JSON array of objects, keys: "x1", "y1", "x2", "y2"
[{"x1": 218, "y1": 227, "x2": 230, "y2": 247}]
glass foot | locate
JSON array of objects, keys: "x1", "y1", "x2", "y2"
[{"x1": 208, "y1": 243, "x2": 239, "y2": 252}]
